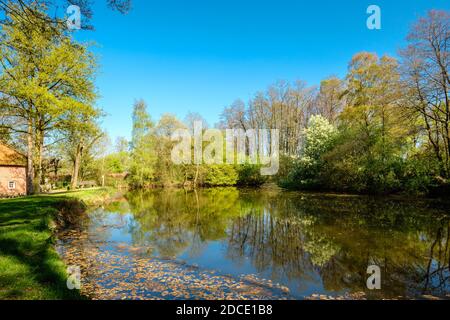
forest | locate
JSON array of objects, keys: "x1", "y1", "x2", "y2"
[{"x1": 1, "y1": 2, "x2": 449, "y2": 196}]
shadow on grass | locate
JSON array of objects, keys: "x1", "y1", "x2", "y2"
[{"x1": 0, "y1": 196, "x2": 85, "y2": 300}]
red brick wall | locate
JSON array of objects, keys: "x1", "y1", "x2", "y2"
[{"x1": 0, "y1": 166, "x2": 27, "y2": 197}]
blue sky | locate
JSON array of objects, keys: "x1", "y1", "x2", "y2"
[{"x1": 73, "y1": 0, "x2": 450, "y2": 142}]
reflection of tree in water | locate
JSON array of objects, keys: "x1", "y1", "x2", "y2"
[
  {"x1": 421, "y1": 223, "x2": 450, "y2": 296},
  {"x1": 92, "y1": 189, "x2": 450, "y2": 298},
  {"x1": 87, "y1": 199, "x2": 132, "y2": 244},
  {"x1": 226, "y1": 196, "x2": 342, "y2": 290},
  {"x1": 124, "y1": 188, "x2": 243, "y2": 258},
  {"x1": 226, "y1": 192, "x2": 450, "y2": 298}
]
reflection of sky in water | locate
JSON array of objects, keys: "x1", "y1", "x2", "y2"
[
  {"x1": 88, "y1": 211, "x2": 329, "y2": 298},
  {"x1": 82, "y1": 190, "x2": 450, "y2": 299}
]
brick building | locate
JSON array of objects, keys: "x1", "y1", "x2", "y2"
[{"x1": 0, "y1": 143, "x2": 27, "y2": 197}]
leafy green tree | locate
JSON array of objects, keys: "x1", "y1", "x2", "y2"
[
  {"x1": 129, "y1": 101, "x2": 155, "y2": 186},
  {"x1": 0, "y1": 3, "x2": 98, "y2": 193},
  {"x1": 325, "y1": 53, "x2": 408, "y2": 193},
  {"x1": 154, "y1": 113, "x2": 187, "y2": 186},
  {"x1": 128, "y1": 100, "x2": 157, "y2": 188},
  {"x1": 101, "y1": 137, "x2": 130, "y2": 175},
  {"x1": 65, "y1": 121, "x2": 103, "y2": 189}
]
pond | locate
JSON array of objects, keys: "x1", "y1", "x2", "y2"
[{"x1": 57, "y1": 188, "x2": 450, "y2": 300}]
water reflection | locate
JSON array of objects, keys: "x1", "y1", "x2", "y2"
[{"x1": 86, "y1": 188, "x2": 450, "y2": 299}]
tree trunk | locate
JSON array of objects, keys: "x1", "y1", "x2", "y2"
[
  {"x1": 54, "y1": 159, "x2": 59, "y2": 180},
  {"x1": 34, "y1": 128, "x2": 44, "y2": 193},
  {"x1": 71, "y1": 143, "x2": 83, "y2": 189},
  {"x1": 194, "y1": 163, "x2": 199, "y2": 187},
  {"x1": 26, "y1": 118, "x2": 34, "y2": 195}
]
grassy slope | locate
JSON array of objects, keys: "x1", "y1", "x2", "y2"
[{"x1": 0, "y1": 188, "x2": 114, "y2": 300}]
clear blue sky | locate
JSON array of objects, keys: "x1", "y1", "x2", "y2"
[{"x1": 74, "y1": 0, "x2": 450, "y2": 142}]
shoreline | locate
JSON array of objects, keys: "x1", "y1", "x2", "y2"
[{"x1": 0, "y1": 188, "x2": 115, "y2": 299}]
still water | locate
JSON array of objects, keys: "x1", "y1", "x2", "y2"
[{"x1": 60, "y1": 188, "x2": 450, "y2": 299}]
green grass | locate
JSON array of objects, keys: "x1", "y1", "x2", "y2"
[
  {"x1": 0, "y1": 188, "x2": 114, "y2": 300},
  {"x1": 47, "y1": 187, "x2": 117, "y2": 206}
]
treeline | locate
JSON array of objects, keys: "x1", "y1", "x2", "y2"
[
  {"x1": 218, "y1": 10, "x2": 450, "y2": 195},
  {"x1": 106, "y1": 10, "x2": 450, "y2": 195},
  {"x1": 104, "y1": 100, "x2": 268, "y2": 189},
  {"x1": 2, "y1": 4, "x2": 448, "y2": 196}
]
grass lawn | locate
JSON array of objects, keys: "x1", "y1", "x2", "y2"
[{"x1": 0, "y1": 188, "x2": 114, "y2": 300}]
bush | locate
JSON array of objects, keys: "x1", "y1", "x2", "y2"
[
  {"x1": 274, "y1": 155, "x2": 297, "y2": 183},
  {"x1": 280, "y1": 115, "x2": 337, "y2": 191},
  {"x1": 204, "y1": 164, "x2": 238, "y2": 186},
  {"x1": 400, "y1": 156, "x2": 440, "y2": 194},
  {"x1": 237, "y1": 164, "x2": 268, "y2": 186},
  {"x1": 280, "y1": 159, "x2": 322, "y2": 190}
]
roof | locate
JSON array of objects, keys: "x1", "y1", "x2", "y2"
[{"x1": 0, "y1": 143, "x2": 27, "y2": 167}]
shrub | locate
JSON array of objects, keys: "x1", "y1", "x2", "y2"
[
  {"x1": 237, "y1": 164, "x2": 268, "y2": 186},
  {"x1": 204, "y1": 164, "x2": 238, "y2": 186},
  {"x1": 280, "y1": 115, "x2": 337, "y2": 190}
]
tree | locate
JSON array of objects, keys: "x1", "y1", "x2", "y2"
[
  {"x1": 154, "y1": 113, "x2": 186, "y2": 186},
  {"x1": 0, "y1": 0, "x2": 131, "y2": 30},
  {"x1": 66, "y1": 121, "x2": 103, "y2": 189},
  {"x1": 114, "y1": 136, "x2": 129, "y2": 153},
  {"x1": 184, "y1": 112, "x2": 208, "y2": 186},
  {"x1": 220, "y1": 81, "x2": 316, "y2": 157},
  {"x1": 400, "y1": 10, "x2": 450, "y2": 179},
  {"x1": 128, "y1": 99, "x2": 157, "y2": 188},
  {"x1": 100, "y1": 136, "x2": 130, "y2": 176},
  {"x1": 316, "y1": 77, "x2": 345, "y2": 124},
  {"x1": 331, "y1": 52, "x2": 407, "y2": 192},
  {"x1": 0, "y1": 3, "x2": 99, "y2": 193},
  {"x1": 282, "y1": 115, "x2": 336, "y2": 189},
  {"x1": 302, "y1": 115, "x2": 337, "y2": 164},
  {"x1": 185, "y1": 111, "x2": 208, "y2": 132},
  {"x1": 218, "y1": 99, "x2": 247, "y2": 130}
]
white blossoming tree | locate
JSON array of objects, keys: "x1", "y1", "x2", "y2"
[{"x1": 283, "y1": 115, "x2": 337, "y2": 189}]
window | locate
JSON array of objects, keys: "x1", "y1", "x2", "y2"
[{"x1": 8, "y1": 181, "x2": 16, "y2": 190}]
